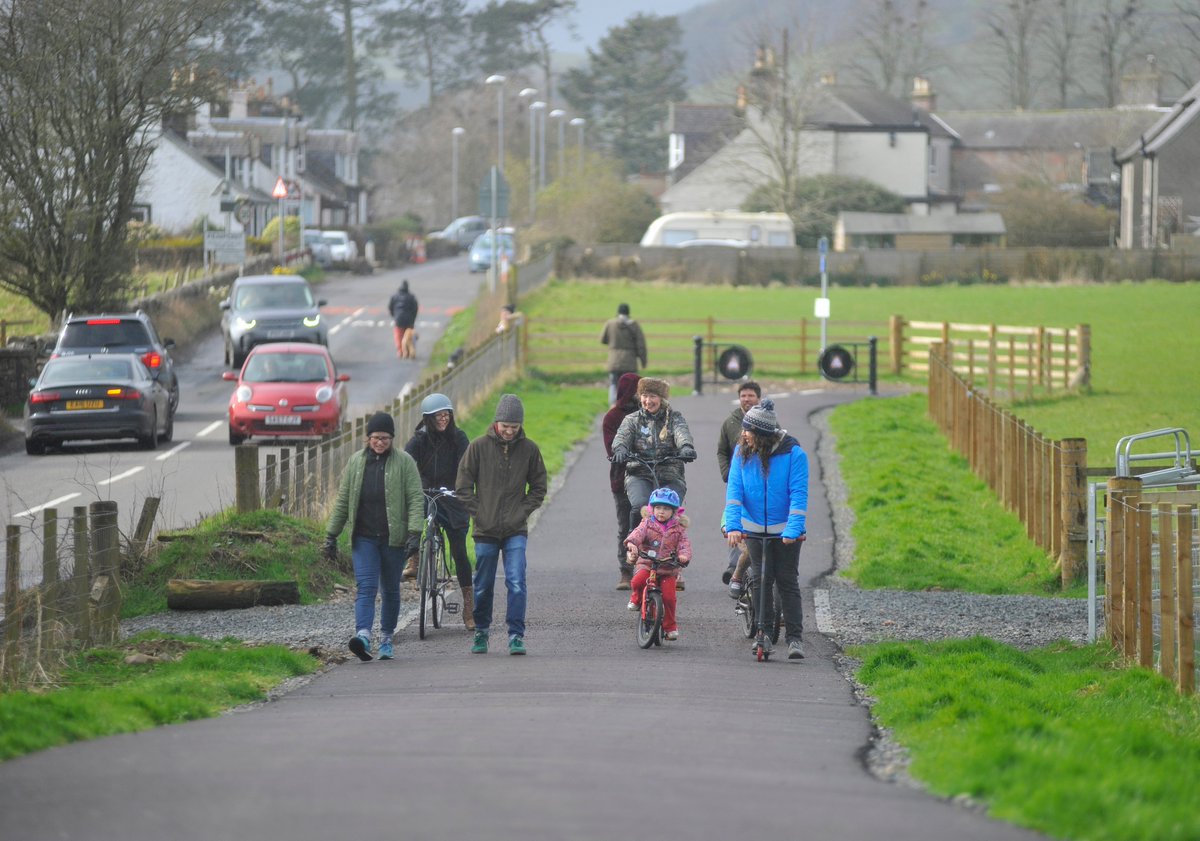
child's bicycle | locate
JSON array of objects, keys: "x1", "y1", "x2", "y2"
[
  {"x1": 417, "y1": 487, "x2": 460, "y2": 639},
  {"x1": 633, "y1": 548, "x2": 681, "y2": 649}
]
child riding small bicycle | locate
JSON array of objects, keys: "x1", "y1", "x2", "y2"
[{"x1": 625, "y1": 487, "x2": 692, "y2": 641}]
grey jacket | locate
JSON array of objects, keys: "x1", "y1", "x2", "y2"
[
  {"x1": 600, "y1": 315, "x2": 647, "y2": 374},
  {"x1": 611, "y1": 403, "x2": 694, "y2": 486}
]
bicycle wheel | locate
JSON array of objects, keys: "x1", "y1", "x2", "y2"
[
  {"x1": 431, "y1": 534, "x2": 447, "y2": 629},
  {"x1": 637, "y1": 591, "x2": 662, "y2": 649},
  {"x1": 418, "y1": 534, "x2": 435, "y2": 639}
]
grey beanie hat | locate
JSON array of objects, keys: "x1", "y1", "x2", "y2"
[
  {"x1": 742, "y1": 398, "x2": 779, "y2": 435},
  {"x1": 367, "y1": 411, "x2": 395, "y2": 437},
  {"x1": 494, "y1": 393, "x2": 524, "y2": 424}
]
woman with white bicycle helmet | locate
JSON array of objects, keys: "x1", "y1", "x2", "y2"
[
  {"x1": 624, "y1": 486, "x2": 692, "y2": 641},
  {"x1": 404, "y1": 392, "x2": 475, "y2": 629}
]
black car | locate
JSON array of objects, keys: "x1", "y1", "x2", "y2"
[
  {"x1": 24, "y1": 354, "x2": 174, "y2": 454},
  {"x1": 52, "y1": 311, "x2": 180, "y2": 412}
]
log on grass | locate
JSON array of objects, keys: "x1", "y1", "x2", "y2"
[{"x1": 166, "y1": 579, "x2": 300, "y2": 610}]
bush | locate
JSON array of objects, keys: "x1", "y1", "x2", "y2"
[{"x1": 991, "y1": 185, "x2": 1116, "y2": 247}]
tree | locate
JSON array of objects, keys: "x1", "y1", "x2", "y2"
[
  {"x1": 847, "y1": 0, "x2": 938, "y2": 99},
  {"x1": 982, "y1": 0, "x2": 1044, "y2": 110},
  {"x1": 375, "y1": 0, "x2": 473, "y2": 107},
  {"x1": 1039, "y1": 0, "x2": 1086, "y2": 108},
  {"x1": 471, "y1": 0, "x2": 539, "y2": 76},
  {"x1": 0, "y1": 0, "x2": 230, "y2": 322},
  {"x1": 744, "y1": 175, "x2": 906, "y2": 247},
  {"x1": 560, "y1": 14, "x2": 687, "y2": 175},
  {"x1": 1090, "y1": 0, "x2": 1148, "y2": 107}
]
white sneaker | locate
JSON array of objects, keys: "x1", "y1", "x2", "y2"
[
  {"x1": 626, "y1": 600, "x2": 638, "y2": 611},
  {"x1": 665, "y1": 629, "x2": 679, "y2": 641}
]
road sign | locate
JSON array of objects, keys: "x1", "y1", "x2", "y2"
[
  {"x1": 204, "y1": 231, "x2": 246, "y2": 264},
  {"x1": 478, "y1": 167, "x2": 510, "y2": 218},
  {"x1": 234, "y1": 200, "x2": 252, "y2": 226},
  {"x1": 272, "y1": 177, "x2": 288, "y2": 199}
]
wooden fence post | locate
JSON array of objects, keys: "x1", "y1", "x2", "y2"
[
  {"x1": 89, "y1": 500, "x2": 121, "y2": 645},
  {"x1": 235, "y1": 445, "x2": 261, "y2": 513},
  {"x1": 4, "y1": 525, "x2": 20, "y2": 684},
  {"x1": 1077, "y1": 324, "x2": 1091, "y2": 389},
  {"x1": 129, "y1": 497, "x2": 160, "y2": 561},
  {"x1": 42, "y1": 508, "x2": 59, "y2": 612},
  {"x1": 889, "y1": 315, "x2": 904, "y2": 376},
  {"x1": 1105, "y1": 477, "x2": 1140, "y2": 649},
  {"x1": 1058, "y1": 438, "x2": 1088, "y2": 585},
  {"x1": 278, "y1": 448, "x2": 291, "y2": 513},
  {"x1": 1176, "y1": 506, "x2": 1195, "y2": 695},
  {"x1": 1135, "y1": 502, "x2": 1154, "y2": 668},
  {"x1": 265, "y1": 453, "x2": 277, "y2": 506},
  {"x1": 72, "y1": 506, "x2": 90, "y2": 647},
  {"x1": 1159, "y1": 504, "x2": 1177, "y2": 684}
]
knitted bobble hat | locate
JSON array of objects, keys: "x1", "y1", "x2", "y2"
[
  {"x1": 742, "y1": 398, "x2": 779, "y2": 434},
  {"x1": 494, "y1": 393, "x2": 525, "y2": 424}
]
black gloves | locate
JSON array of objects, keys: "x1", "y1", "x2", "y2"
[
  {"x1": 404, "y1": 532, "x2": 421, "y2": 557},
  {"x1": 611, "y1": 447, "x2": 629, "y2": 465},
  {"x1": 323, "y1": 535, "x2": 338, "y2": 562},
  {"x1": 677, "y1": 445, "x2": 697, "y2": 462}
]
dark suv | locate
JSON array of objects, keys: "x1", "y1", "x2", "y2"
[{"x1": 52, "y1": 311, "x2": 180, "y2": 412}]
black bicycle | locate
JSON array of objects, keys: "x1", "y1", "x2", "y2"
[
  {"x1": 742, "y1": 534, "x2": 784, "y2": 662},
  {"x1": 417, "y1": 487, "x2": 459, "y2": 639},
  {"x1": 634, "y1": 549, "x2": 681, "y2": 649}
]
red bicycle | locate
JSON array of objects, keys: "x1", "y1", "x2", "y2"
[{"x1": 634, "y1": 548, "x2": 680, "y2": 649}]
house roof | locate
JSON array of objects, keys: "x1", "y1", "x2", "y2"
[
  {"x1": 810, "y1": 85, "x2": 956, "y2": 139},
  {"x1": 669, "y1": 104, "x2": 738, "y2": 135},
  {"x1": 306, "y1": 129, "x2": 358, "y2": 154},
  {"x1": 941, "y1": 108, "x2": 1162, "y2": 152},
  {"x1": 839, "y1": 211, "x2": 1006, "y2": 235},
  {"x1": 1115, "y1": 78, "x2": 1200, "y2": 162}
]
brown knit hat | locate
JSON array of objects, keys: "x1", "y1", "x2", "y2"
[{"x1": 637, "y1": 377, "x2": 669, "y2": 400}]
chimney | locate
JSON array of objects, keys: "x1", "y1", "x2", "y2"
[
  {"x1": 1119, "y1": 57, "x2": 1161, "y2": 107},
  {"x1": 911, "y1": 76, "x2": 937, "y2": 112},
  {"x1": 229, "y1": 88, "x2": 249, "y2": 120}
]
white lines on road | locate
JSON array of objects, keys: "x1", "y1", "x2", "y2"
[
  {"x1": 329, "y1": 307, "x2": 365, "y2": 337},
  {"x1": 197, "y1": 421, "x2": 222, "y2": 438},
  {"x1": 156, "y1": 441, "x2": 191, "y2": 461},
  {"x1": 98, "y1": 467, "x2": 144, "y2": 487},
  {"x1": 14, "y1": 493, "x2": 82, "y2": 519}
]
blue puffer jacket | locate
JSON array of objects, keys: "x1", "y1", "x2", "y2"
[{"x1": 723, "y1": 433, "x2": 808, "y2": 539}]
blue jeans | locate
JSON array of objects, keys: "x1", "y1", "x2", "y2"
[
  {"x1": 351, "y1": 536, "x2": 404, "y2": 639},
  {"x1": 472, "y1": 535, "x2": 527, "y2": 638}
]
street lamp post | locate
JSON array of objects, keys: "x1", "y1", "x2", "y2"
[
  {"x1": 484, "y1": 74, "x2": 506, "y2": 292},
  {"x1": 451, "y1": 126, "x2": 464, "y2": 221},
  {"x1": 535, "y1": 102, "x2": 547, "y2": 190},
  {"x1": 549, "y1": 109, "x2": 565, "y2": 182},
  {"x1": 519, "y1": 88, "x2": 538, "y2": 223},
  {"x1": 570, "y1": 117, "x2": 586, "y2": 178},
  {"x1": 528, "y1": 101, "x2": 545, "y2": 218}
]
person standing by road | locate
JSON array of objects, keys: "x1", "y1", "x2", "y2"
[
  {"x1": 389, "y1": 280, "x2": 419, "y2": 359},
  {"x1": 456, "y1": 394, "x2": 548, "y2": 656},
  {"x1": 403, "y1": 393, "x2": 475, "y2": 630},
  {"x1": 722, "y1": 399, "x2": 809, "y2": 661},
  {"x1": 325, "y1": 411, "x2": 424, "y2": 662},
  {"x1": 717, "y1": 381, "x2": 761, "y2": 584},
  {"x1": 600, "y1": 303, "x2": 647, "y2": 403},
  {"x1": 603, "y1": 372, "x2": 641, "y2": 590}
]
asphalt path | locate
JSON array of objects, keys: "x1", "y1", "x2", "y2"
[
  {"x1": 0, "y1": 254, "x2": 480, "y2": 588},
  {"x1": 0, "y1": 387, "x2": 1047, "y2": 841}
]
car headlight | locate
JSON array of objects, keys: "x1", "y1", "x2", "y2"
[
  {"x1": 315, "y1": 385, "x2": 333, "y2": 403},
  {"x1": 303, "y1": 314, "x2": 320, "y2": 327},
  {"x1": 235, "y1": 317, "x2": 257, "y2": 330},
  {"x1": 236, "y1": 385, "x2": 252, "y2": 403}
]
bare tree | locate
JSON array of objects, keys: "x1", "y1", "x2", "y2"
[
  {"x1": 0, "y1": 0, "x2": 230, "y2": 322},
  {"x1": 982, "y1": 0, "x2": 1044, "y2": 109},
  {"x1": 1039, "y1": 0, "x2": 1087, "y2": 107},
  {"x1": 847, "y1": 0, "x2": 938, "y2": 99},
  {"x1": 1091, "y1": 0, "x2": 1149, "y2": 107},
  {"x1": 1163, "y1": 0, "x2": 1200, "y2": 90}
]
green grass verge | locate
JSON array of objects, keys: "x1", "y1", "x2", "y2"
[
  {"x1": 853, "y1": 638, "x2": 1200, "y2": 841},
  {"x1": 829, "y1": 392, "x2": 1067, "y2": 595},
  {"x1": 0, "y1": 635, "x2": 318, "y2": 761}
]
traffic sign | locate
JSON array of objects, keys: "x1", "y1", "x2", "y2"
[
  {"x1": 818, "y1": 345, "x2": 855, "y2": 381},
  {"x1": 204, "y1": 231, "x2": 246, "y2": 264},
  {"x1": 272, "y1": 177, "x2": 287, "y2": 199},
  {"x1": 478, "y1": 167, "x2": 510, "y2": 218}
]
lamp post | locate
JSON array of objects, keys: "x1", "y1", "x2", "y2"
[
  {"x1": 528, "y1": 101, "x2": 545, "y2": 218},
  {"x1": 549, "y1": 109, "x2": 565, "y2": 182},
  {"x1": 570, "y1": 117, "x2": 586, "y2": 178},
  {"x1": 519, "y1": 87, "x2": 538, "y2": 223},
  {"x1": 534, "y1": 101, "x2": 547, "y2": 190},
  {"x1": 451, "y1": 126, "x2": 464, "y2": 221},
  {"x1": 484, "y1": 74, "x2": 506, "y2": 292}
]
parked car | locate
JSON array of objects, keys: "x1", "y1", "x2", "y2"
[
  {"x1": 430, "y1": 215, "x2": 488, "y2": 251},
  {"x1": 51, "y1": 310, "x2": 179, "y2": 412},
  {"x1": 220, "y1": 274, "x2": 327, "y2": 368},
  {"x1": 321, "y1": 230, "x2": 357, "y2": 262},
  {"x1": 221, "y1": 342, "x2": 350, "y2": 445},
  {"x1": 24, "y1": 354, "x2": 173, "y2": 454},
  {"x1": 303, "y1": 229, "x2": 333, "y2": 266},
  {"x1": 675, "y1": 238, "x2": 752, "y2": 248},
  {"x1": 468, "y1": 229, "x2": 516, "y2": 273}
]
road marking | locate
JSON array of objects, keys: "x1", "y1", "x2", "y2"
[
  {"x1": 197, "y1": 421, "x2": 222, "y2": 438},
  {"x1": 329, "y1": 307, "x2": 364, "y2": 337},
  {"x1": 156, "y1": 441, "x2": 191, "y2": 461},
  {"x1": 813, "y1": 589, "x2": 832, "y2": 634},
  {"x1": 98, "y1": 467, "x2": 144, "y2": 487},
  {"x1": 14, "y1": 493, "x2": 82, "y2": 519}
]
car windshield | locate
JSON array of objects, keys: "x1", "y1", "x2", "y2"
[
  {"x1": 235, "y1": 283, "x2": 313, "y2": 310},
  {"x1": 477, "y1": 233, "x2": 513, "y2": 249},
  {"x1": 41, "y1": 358, "x2": 135, "y2": 385},
  {"x1": 322, "y1": 232, "x2": 347, "y2": 245},
  {"x1": 59, "y1": 320, "x2": 151, "y2": 348},
  {"x1": 243, "y1": 353, "x2": 329, "y2": 383}
]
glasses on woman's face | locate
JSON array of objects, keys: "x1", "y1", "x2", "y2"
[{"x1": 368, "y1": 434, "x2": 393, "y2": 445}]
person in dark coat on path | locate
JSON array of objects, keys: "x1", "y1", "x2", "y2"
[
  {"x1": 388, "y1": 280, "x2": 419, "y2": 359},
  {"x1": 603, "y1": 372, "x2": 641, "y2": 590},
  {"x1": 717, "y1": 381, "x2": 761, "y2": 583},
  {"x1": 600, "y1": 303, "x2": 647, "y2": 403}
]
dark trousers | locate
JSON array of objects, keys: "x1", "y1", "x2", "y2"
[
  {"x1": 745, "y1": 536, "x2": 804, "y2": 642},
  {"x1": 613, "y1": 490, "x2": 633, "y2": 575}
]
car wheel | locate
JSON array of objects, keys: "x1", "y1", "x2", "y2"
[
  {"x1": 160, "y1": 408, "x2": 174, "y2": 444},
  {"x1": 138, "y1": 411, "x2": 159, "y2": 450},
  {"x1": 169, "y1": 378, "x2": 180, "y2": 412},
  {"x1": 228, "y1": 427, "x2": 246, "y2": 446},
  {"x1": 232, "y1": 346, "x2": 246, "y2": 369},
  {"x1": 25, "y1": 437, "x2": 45, "y2": 456}
]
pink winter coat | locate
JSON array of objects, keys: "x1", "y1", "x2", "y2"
[{"x1": 625, "y1": 509, "x2": 692, "y2": 577}]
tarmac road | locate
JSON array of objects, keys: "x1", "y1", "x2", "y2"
[{"x1": 0, "y1": 387, "x2": 1048, "y2": 841}]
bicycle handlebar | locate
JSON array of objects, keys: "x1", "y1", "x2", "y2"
[{"x1": 422, "y1": 487, "x2": 457, "y2": 499}]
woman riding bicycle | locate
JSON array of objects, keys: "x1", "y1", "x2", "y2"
[
  {"x1": 403, "y1": 393, "x2": 475, "y2": 630},
  {"x1": 625, "y1": 487, "x2": 691, "y2": 641},
  {"x1": 722, "y1": 399, "x2": 809, "y2": 660}
]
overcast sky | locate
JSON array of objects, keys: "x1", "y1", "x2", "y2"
[{"x1": 544, "y1": 0, "x2": 702, "y2": 54}]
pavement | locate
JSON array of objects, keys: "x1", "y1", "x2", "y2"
[{"x1": 0, "y1": 382, "x2": 1048, "y2": 841}]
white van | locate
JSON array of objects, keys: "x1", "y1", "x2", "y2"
[{"x1": 639, "y1": 211, "x2": 795, "y2": 247}]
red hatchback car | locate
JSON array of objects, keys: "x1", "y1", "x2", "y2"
[{"x1": 223, "y1": 343, "x2": 350, "y2": 445}]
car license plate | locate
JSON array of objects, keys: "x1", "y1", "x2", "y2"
[
  {"x1": 267, "y1": 330, "x2": 293, "y2": 339},
  {"x1": 264, "y1": 414, "x2": 302, "y2": 426},
  {"x1": 65, "y1": 400, "x2": 104, "y2": 410}
]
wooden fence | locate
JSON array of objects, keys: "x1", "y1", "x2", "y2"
[
  {"x1": 1104, "y1": 481, "x2": 1197, "y2": 695},
  {"x1": 2, "y1": 499, "x2": 156, "y2": 688},
  {"x1": 927, "y1": 344, "x2": 1090, "y2": 583},
  {"x1": 525, "y1": 314, "x2": 1090, "y2": 396}
]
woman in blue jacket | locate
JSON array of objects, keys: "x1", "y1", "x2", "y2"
[{"x1": 722, "y1": 399, "x2": 809, "y2": 660}]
